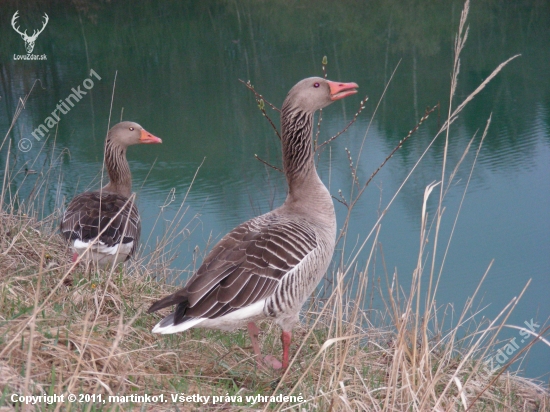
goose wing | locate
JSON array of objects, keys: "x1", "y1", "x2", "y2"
[
  {"x1": 60, "y1": 191, "x2": 141, "y2": 256},
  {"x1": 148, "y1": 213, "x2": 317, "y2": 324}
]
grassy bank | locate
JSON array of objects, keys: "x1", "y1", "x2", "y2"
[{"x1": 0, "y1": 211, "x2": 549, "y2": 411}]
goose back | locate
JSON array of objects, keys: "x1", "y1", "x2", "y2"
[
  {"x1": 60, "y1": 191, "x2": 141, "y2": 265},
  {"x1": 149, "y1": 212, "x2": 323, "y2": 329}
]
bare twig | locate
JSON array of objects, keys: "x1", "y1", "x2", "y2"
[
  {"x1": 239, "y1": 80, "x2": 282, "y2": 144},
  {"x1": 363, "y1": 104, "x2": 438, "y2": 190},
  {"x1": 333, "y1": 189, "x2": 348, "y2": 208},
  {"x1": 345, "y1": 147, "x2": 359, "y2": 190},
  {"x1": 316, "y1": 96, "x2": 368, "y2": 152},
  {"x1": 254, "y1": 154, "x2": 283, "y2": 173},
  {"x1": 331, "y1": 195, "x2": 348, "y2": 208},
  {"x1": 315, "y1": 56, "x2": 328, "y2": 151},
  {"x1": 256, "y1": 98, "x2": 282, "y2": 141},
  {"x1": 314, "y1": 109, "x2": 323, "y2": 149},
  {"x1": 335, "y1": 104, "x2": 438, "y2": 246},
  {"x1": 238, "y1": 79, "x2": 280, "y2": 113}
]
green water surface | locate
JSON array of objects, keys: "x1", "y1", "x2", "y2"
[{"x1": 1, "y1": 0, "x2": 549, "y2": 380}]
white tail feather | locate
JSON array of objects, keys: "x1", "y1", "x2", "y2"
[{"x1": 152, "y1": 317, "x2": 204, "y2": 334}]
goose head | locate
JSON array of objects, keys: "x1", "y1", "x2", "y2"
[
  {"x1": 283, "y1": 77, "x2": 358, "y2": 114},
  {"x1": 107, "y1": 121, "x2": 162, "y2": 147}
]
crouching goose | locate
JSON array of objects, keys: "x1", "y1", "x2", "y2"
[
  {"x1": 148, "y1": 78, "x2": 358, "y2": 369},
  {"x1": 60, "y1": 121, "x2": 162, "y2": 267}
]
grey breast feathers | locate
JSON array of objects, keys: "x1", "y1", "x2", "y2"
[
  {"x1": 148, "y1": 214, "x2": 318, "y2": 324},
  {"x1": 60, "y1": 191, "x2": 141, "y2": 255}
]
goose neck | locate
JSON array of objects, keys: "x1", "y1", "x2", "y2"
[
  {"x1": 102, "y1": 139, "x2": 132, "y2": 198},
  {"x1": 280, "y1": 105, "x2": 335, "y2": 224},
  {"x1": 281, "y1": 107, "x2": 316, "y2": 190}
]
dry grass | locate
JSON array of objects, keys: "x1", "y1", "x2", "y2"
[
  {"x1": 0, "y1": 211, "x2": 548, "y2": 411},
  {"x1": 1, "y1": 1, "x2": 549, "y2": 410}
]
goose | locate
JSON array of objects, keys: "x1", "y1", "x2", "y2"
[
  {"x1": 148, "y1": 77, "x2": 358, "y2": 369},
  {"x1": 60, "y1": 121, "x2": 162, "y2": 267}
]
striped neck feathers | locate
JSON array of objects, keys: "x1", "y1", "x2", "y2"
[
  {"x1": 281, "y1": 105, "x2": 316, "y2": 188},
  {"x1": 102, "y1": 138, "x2": 132, "y2": 198}
]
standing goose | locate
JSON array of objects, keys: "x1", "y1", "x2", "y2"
[
  {"x1": 60, "y1": 121, "x2": 162, "y2": 267},
  {"x1": 148, "y1": 78, "x2": 358, "y2": 369}
]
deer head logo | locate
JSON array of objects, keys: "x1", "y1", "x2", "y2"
[{"x1": 11, "y1": 11, "x2": 49, "y2": 54}]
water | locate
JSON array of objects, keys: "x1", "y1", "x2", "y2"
[{"x1": 1, "y1": 0, "x2": 549, "y2": 380}]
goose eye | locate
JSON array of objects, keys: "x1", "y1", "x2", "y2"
[
  {"x1": 314, "y1": 83, "x2": 320, "y2": 88},
  {"x1": 129, "y1": 127, "x2": 135, "y2": 131}
]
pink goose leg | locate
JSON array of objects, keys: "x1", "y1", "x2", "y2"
[
  {"x1": 247, "y1": 322, "x2": 283, "y2": 369},
  {"x1": 281, "y1": 330, "x2": 292, "y2": 370}
]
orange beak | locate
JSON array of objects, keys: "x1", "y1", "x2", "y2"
[
  {"x1": 327, "y1": 81, "x2": 359, "y2": 101},
  {"x1": 139, "y1": 129, "x2": 162, "y2": 144}
]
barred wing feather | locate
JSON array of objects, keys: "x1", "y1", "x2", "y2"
[
  {"x1": 148, "y1": 214, "x2": 317, "y2": 325},
  {"x1": 60, "y1": 191, "x2": 141, "y2": 257}
]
